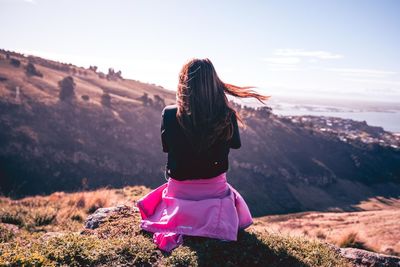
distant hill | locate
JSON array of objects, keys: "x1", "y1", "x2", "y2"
[{"x1": 0, "y1": 49, "x2": 399, "y2": 216}]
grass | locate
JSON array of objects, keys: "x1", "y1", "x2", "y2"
[
  {"x1": 0, "y1": 224, "x2": 15, "y2": 243},
  {"x1": 254, "y1": 207, "x2": 400, "y2": 255},
  {"x1": 0, "y1": 186, "x2": 350, "y2": 266},
  {"x1": 337, "y1": 231, "x2": 374, "y2": 252}
]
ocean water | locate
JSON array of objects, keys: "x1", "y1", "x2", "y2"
[{"x1": 273, "y1": 109, "x2": 400, "y2": 133}]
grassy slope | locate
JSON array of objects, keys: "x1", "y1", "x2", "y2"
[
  {"x1": 1, "y1": 50, "x2": 400, "y2": 217},
  {"x1": 0, "y1": 186, "x2": 349, "y2": 267},
  {"x1": 253, "y1": 197, "x2": 400, "y2": 256}
]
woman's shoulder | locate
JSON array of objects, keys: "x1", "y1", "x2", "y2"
[
  {"x1": 161, "y1": 104, "x2": 178, "y2": 119},
  {"x1": 162, "y1": 104, "x2": 178, "y2": 116}
]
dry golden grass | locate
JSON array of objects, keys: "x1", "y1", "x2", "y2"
[
  {"x1": 336, "y1": 231, "x2": 373, "y2": 251},
  {"x1": 253, "y1": 197, "x2": 400, "y2": 256},
  {"x1": 0, "y1": 186, "x2": 150, "y2": 233}
]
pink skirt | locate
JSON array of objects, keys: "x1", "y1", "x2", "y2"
[{"x1": 136, "y1": 172, "x2": 253, "y2": 251}]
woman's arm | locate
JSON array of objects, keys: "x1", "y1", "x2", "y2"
[
  {"x1": 230, "y1": 113, "x2": 241, "y2": 149},
  {"x1": 161, "y1": 108, "x2": 169, "y2": 153}
]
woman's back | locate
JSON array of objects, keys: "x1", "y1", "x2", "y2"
[{"x1": 161, "y1": 104, "x2": 241, "y2": 180}]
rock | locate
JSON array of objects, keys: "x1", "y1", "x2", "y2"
[
  {"x1": 339, "y1": 247, "x2": 400, "y2": 267},
  {"x1": 84, "y1": 204, "x2": 135, "y2": 229}
]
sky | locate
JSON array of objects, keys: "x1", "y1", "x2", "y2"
[{"x1": 1, "y1": 0, "x2": 400, "y2": 103}]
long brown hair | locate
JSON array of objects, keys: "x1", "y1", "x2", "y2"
[{"x1": 176, "y1": 58, "x2": 269, "y2": 152}]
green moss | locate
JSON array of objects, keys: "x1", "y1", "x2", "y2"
[
  {"x1": 166, "y1": 246, "x2": 198, "y2": 267},
  {"x1": 0, "y1": 243, "x2": 50, "y2": 266}
]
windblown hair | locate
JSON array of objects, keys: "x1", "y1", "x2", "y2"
[{"x1": 176, "y1": 58, "x2": 269, "y2": 152}]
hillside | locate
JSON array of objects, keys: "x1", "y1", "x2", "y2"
[
  {"x1": 0, "y1": 186, "x2": 348, "y2": 266},
  {"x1": 254, "y1": 196, "x2": 400, "y2": 256},
  {"x1": 0, "y1": 49, "x2": 400, "y2": 216}
]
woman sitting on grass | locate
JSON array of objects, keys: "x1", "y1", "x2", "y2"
[{"x1": 137, "y1": 58, "x2": 269, "y2": 251}]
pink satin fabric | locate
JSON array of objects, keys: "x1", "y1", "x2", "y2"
[{"x1": 136, "y1": 172, "x2": 253, "y2": 251}]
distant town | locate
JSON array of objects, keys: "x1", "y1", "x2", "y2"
[{"x1": 282, "y1": 115, "x2": 400, "y2": 150}]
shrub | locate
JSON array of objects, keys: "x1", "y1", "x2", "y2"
[
  {"x1": 25, "y1": 62, "x2": 43, "y2": 77},
  {"x1": 154, "y1": 94, "x2": 165, "y2": 109},
  {"x1": 32, "y1": 209, "x2": 57, "y2": 226},
  {"x1": 98, "y1": 72, "x2": 106, "y2": 79},
  {"x1": 138, "y1": 93, "x2": 152, "y2": 106},
  {"x1": 138, "y1": 92, "x2": 148, "y2": 105},
  {"x1": 71, "y1": 213, "x2": 84, "y2": 222},
  {"x1": 101, "y1": 92, "x2": 111, "y2": 108},
  {"x1": 0, "y1": 209, "x2": 24, "y2": 226},
  {"x1": 10, "y1": 58, "x2": 21, "y2": 67},
  {"x1": 106, "y1": 68, "x2": 122, "y2": 80},
  {"x1": 58, "y1": 76, "x2": 76, "y2": 101},
  {"x1": 257, "y1": 106, "x2": 273, "y2": 118},
  {"x1": 89, "y1": 66, "x2": 97, "y2": 72}
]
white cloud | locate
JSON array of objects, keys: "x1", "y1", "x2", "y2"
[
  {"x1": 275, "y1": 49, "x2": 343, "y2": 59},
  {"x1": 266, "y1": 65, "x2": 301, "y2": 72},
  {"x1": 260, "y1": 48, "x2": 343, "y2": 72},
  {"x1": 327, "y1": 68, "x2": 397, "y2": 78},
  {"x1": 262, "y1": 57, "x2": 300, "y2": 65},
  {"x1": 344, "y1": 78, "x2": 400, "y2": 86}
]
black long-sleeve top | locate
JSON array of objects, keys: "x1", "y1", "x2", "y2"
[{"x1": 161, "y1": 104, "x2": 241, "y2": 180}]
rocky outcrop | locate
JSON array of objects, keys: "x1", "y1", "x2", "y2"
[
  {"x1": 84, "y1": 205, "x2": 135, "y2": 229},
  {"x1": 339, "y1": 248, "x2": 400, "y2": 267}
]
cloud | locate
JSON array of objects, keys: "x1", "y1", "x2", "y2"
[
  {"x1": 275, "y1": 49, "x2": 343, "y2": 59},
  {"x1": 23, "y1": 0, "x2": 36, "y2": 3},
  {"x1": 275, "y1": 49, "x2": 343, "y2": 60},
  {"x1": 266, "y1": 66, "x2": 301, "y2": 72},
  {"x1": 262, "y1": 57, "x2": 300, "y2": 65},
  {"x1": 327, "y1": 68, "x2": 397, "y2": 78},
  {"x1": 260, "y1": 48, "x2": 343, "y2": 72},
  {"x1": 344, "y1": 78, "x2": 400, "y2": 86}
]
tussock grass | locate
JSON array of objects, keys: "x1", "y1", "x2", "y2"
[
  {"x1": 337, "y1": 231, "x2": 375, "y2": 252},
  {"x1": 0, "y1": 208, "x2": 25, "y2": 227}
]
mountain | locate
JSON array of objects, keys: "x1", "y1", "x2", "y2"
[{"x1": 0, "y1": 49, "x2": 399, "y2": 216}]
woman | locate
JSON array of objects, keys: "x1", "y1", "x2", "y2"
[{"x1": 137, "y1": 58, "x2": 269, "y2": 252}]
